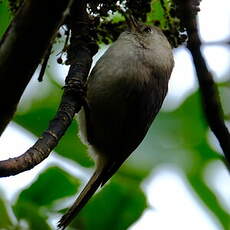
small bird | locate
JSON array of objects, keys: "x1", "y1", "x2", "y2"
[{"x1": 58, "y1": 16, "x2": 174, "y2": 229}]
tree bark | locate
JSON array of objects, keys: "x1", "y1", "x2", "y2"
[{"x1": 0, "y1": 0, "x2": 74, "y2": 135}]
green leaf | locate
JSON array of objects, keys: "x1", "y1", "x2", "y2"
[
  {"x1": 125, "y1": 90, "x2": 229, "y2": 229},
  {"x1": 219, "y1": 84, "x2": 230, "y2": 118},
  {"x1": 15, "y1": 166, "x2": 81, "y2": 207},
  {"x1": 13, "y1": 166, "x2": 81, "y2": 230},
  {"x1": 13, "y1": 201, "x2": 52, "y2": 230},
  {"x1": 187, "y1": 171, "x2": 230, "y2": 230},
  {"x1": 0, "y1": 190, "x2": 17, "y2": 229},
  {"x1": 71, "y1": 176, "x2": 147, "y2": 230},
  {"x1": 0, "y1": 0, "x2": 12, "y2": 38},
  {"x1": 130, "y1": 91, "x2": 221, "y2": 172},
  {"x1": 148, "y1": 0, "x2": 165, "y2": 26}
]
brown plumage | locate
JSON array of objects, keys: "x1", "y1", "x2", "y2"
[{"x1": 58, "y1": 17, "x2": 174, "y2": 229}]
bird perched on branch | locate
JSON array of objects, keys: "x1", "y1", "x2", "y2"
[{"x1": 58, "y1": 16, "x2": 174, "y2": 229}]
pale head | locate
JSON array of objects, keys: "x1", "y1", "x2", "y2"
[{"x1": 126, "y1": 15, "x2": 171, "y2": 50}]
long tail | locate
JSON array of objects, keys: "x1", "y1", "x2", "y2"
[{"x1": 57, "y1": 165, "x2": 108, "y2": 230}]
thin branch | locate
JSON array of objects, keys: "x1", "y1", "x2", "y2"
[
  {"x1": 0, "y1": 0, "x2": 73, "y2": 135},
  {"x1": 38, "y1": 44, "x2": 52, "y2": 82},
  {"x1": 202, "y1": 40, "x2": 230, "y2": 46},
  {"x1": 176, "y1": 0, "x2": 230, "y2": 164},
  {"x1": 0, "y1": 0, "x2": 98, "y2": 177}
]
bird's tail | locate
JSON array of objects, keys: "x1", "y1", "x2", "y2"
[{"x1": 57, "y1": 164, "x2": 108, "y2": 230}]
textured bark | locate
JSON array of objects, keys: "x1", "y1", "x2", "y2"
[{"x1": 0, "y1": 0, "x2": 73, "y2": 135}]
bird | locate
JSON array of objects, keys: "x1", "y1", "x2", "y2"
[{"x1": 58, "y1": 16, "x2": 174, "y2": 229}]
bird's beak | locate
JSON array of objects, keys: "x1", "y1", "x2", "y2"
[{"x1": 126, "y1": 15, "x2": 140, "y2": 32}]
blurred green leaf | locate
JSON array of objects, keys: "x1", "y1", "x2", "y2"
[
  {"x1": 0, "y1": 0, "x2": 12, "y2": 38},
  {"x1": 15, "y1": 166, "x2": 80, "y2": 207},
  {"x1": 130, "y1": 91, "x2": 221, "y2": 172},
  {"x1": 71, "y1": 176, "x2": 147, "y2": 230},
  {"x1": 187, "y1": 171, "x2": 230, "y2": 229},
  {"x1": 0, "y1": 190, "x2": 17, "y2": 229},
  {"x1": 14, "y1": 77, "x2": 93, "y2": 167},
  {"x1": 111, "y1": 12, "x2": 125, "y2": 23},
  {"x1": 219, "y1": 83, "x2": 230, "y2": 118},
  {"x1": 148, "y1": 0, "x2": 165, "y2": 26},
  {"x1": 13, "y1": 201, "x2": 52, "y2": 230},
  {"x1": 13, "y1": 166, "x2": 82, "y2": 230},
  {"x1": 125, "y1": 91, "x2": 228, "y2": 228}
]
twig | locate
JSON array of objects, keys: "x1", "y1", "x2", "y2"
[
  {"x1": 0, "y1": 1, "x2": 98, "y2": 177},
  {"x1": 177, "y1": 0, "x2": 230, "y2": 165},
  {"x1": 202, "y1": 40, "x2": 230, "y2": 46},
  {"x1": 0, "y1": 0, "x2": 73, "y2": 135},
  {"x1": 38, "y1": 44, "x2": 52, "y2": 82}
]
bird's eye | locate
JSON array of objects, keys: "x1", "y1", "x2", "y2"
[{"x1": 143, "y1": 27, "x2": 152, "y2": 33}]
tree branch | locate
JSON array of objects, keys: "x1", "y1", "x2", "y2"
[
  {"x1": 176, "y1": 0, "x2": 230, "y2": 164},
  {"x1": 0, "y1": 0, "x2": 73, "y2": 135},
  {"x1": 0, "y1": 0, "x2": 98, "y2": 177}
]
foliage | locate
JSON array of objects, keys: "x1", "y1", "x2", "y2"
[
  {"x1": 0, "y1": 190, "x2": 18, "y2": 230},
  {"x1": 5, "y1": 0, "x2": 186, "y2": 47},
  {"x1": 0, "y1": 0, "x2": 11, "y2": 37},
  {"x1": 0, "y1": 0, "x2": 230, "y2": 230},
  {"x1": 86, "y1": 0, "x2": 187, "y2": 47}
]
